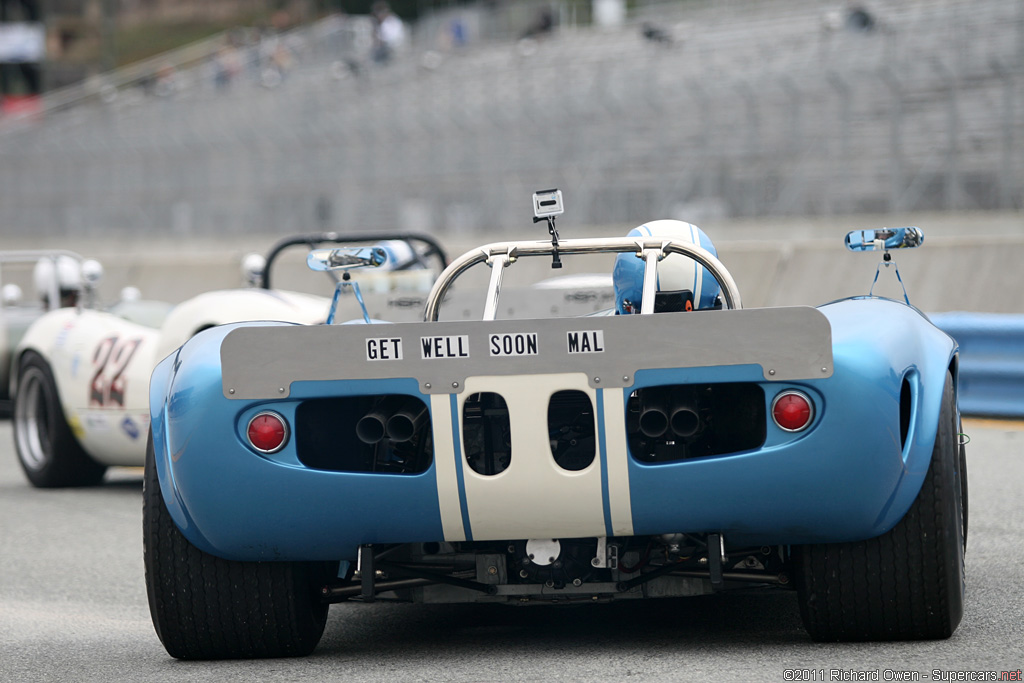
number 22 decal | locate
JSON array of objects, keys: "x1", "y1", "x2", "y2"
[{"x1": 90, "y1": 336, "x2": 142, "y2": 407}]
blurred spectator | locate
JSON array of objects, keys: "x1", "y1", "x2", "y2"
[
  {"x1": 845, "y1": 4, "x2": 876, "y2": 32},
  {"x1": 432, "y1": 16, "x2": 467, "y2": 56},
  {"x1": 213, "y1": 42, "x2": 242, "y2": 90},
  {"x1": 641, "y1": 22, "x2": 674, "y2": 46},
  {"x1": 271, "y1": 9, "x2": 293, "y2": 31},
  {"x1": 372, "y1": 1, "x2": 406, "y2": 64},
  {"x1": 448, "y1": 18, "x2": 467, "y2": 48},
  {"x1": 152, "y1": 63, "x2": 178, "y2": 97},
  {"x1": 520, "y1": 7, "x2": 555, "y2": 40},
  {"x1": 258, "y1": 31, "x2": 294, "y2": 88}
]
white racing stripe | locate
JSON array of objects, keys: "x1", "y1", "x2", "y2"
[
  {"x1": 430, "y1": 394, "x2": 467, "y2": 541},
  {"x1": 600, "y1": 388, "x2": 635, "y2": 536},
  {"x1": 448, "y1": 373, "x2": 608, "y2": 541}
]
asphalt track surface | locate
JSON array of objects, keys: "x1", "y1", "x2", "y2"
[{"x1": 1, "y1": 419, "x2": 1022, "y2": 683}]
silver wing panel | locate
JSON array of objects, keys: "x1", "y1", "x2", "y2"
[{"x1": 220, "y1": 306, "x2": 833, "y2": 399}]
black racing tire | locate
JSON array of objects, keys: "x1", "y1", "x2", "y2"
[
  {"x1": 959, "y1": 438, "x2": 969, "y2": 549},
  {"x1": 795, "y1": 371, "x2": 966, "y2": 641},
  {"x1": 143, "y1": 433, "x2": 330, "y2": 660},
  {"x1": 12, "y1": 351, "x2": 107, "y2": 488}
]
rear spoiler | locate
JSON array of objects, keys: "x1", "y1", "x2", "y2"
[{"x1": 221, "y1": 306, "x2": 833, "y2": 400}]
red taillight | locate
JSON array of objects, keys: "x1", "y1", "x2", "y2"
[
  {"x1": 247, "y1": 411, "x2": 289, "y2": 453},
  {"x1": 772, "y1": 391, "x2": 814, "y2": 432}
]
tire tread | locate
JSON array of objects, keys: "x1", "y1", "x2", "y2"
[{"x1": 143, "y1": 435, "x2": 328, "y2": 659}]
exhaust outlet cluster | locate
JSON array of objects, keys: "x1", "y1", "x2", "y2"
[
  {"x1": 637, "y1": 389, "x2": 702, "y2": 439},
  {"x1": 356, "y1": 396, "x2": 429, "y2": 444}
]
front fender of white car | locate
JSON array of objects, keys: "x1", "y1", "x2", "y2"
[{"x1": 152, "y1": 288, "x2": 330, "y2": 361}]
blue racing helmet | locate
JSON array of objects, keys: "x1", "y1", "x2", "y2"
[{"x1": 613, "y1": 220, "x2": 721, "y2": 314}]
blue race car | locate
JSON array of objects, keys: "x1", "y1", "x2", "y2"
[{"x1": 144, "y1": 214, "x2": 966, "y2": 659}]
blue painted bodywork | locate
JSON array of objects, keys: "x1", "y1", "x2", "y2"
[{"x1": 150, "y1": 297, "x2": 957, "y2": 563}]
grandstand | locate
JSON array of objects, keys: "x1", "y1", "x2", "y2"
[{"x1": 0, "y1": 0, "x2": 1021, "y2": 239}]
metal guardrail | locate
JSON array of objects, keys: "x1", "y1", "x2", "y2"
[{"x1": 932, "y1": 312, "x2": 1024, "y2": 418}]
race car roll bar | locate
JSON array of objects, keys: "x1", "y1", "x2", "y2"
[{"x1": 423, "y1": 237, "x2": 743, "y2": 322}]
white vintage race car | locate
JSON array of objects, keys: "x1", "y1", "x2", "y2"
[{"x1": 9, "y1": 233, "x2": 448, "y2": 488}]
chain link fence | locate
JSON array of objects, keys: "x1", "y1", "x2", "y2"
[{"x1": 1, "y1": 0, "x2": 1022, "y2": 241}]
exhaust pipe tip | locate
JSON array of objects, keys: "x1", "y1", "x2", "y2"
[
  {"x1": 670, "y1": 407, "x2": 700, "y2": 438},
  {"x1": 356, "y1": 413, "x2": 387, "y2": 444},
  {"x1": 357, "y1": 397, "x2": 430, "y2": 444},
  {"x1": 638, "y1": 408, "x2": 669, "y2": 438},
  {"x1": 386, "y1": 404, "x2": 428, "y2": 442}
]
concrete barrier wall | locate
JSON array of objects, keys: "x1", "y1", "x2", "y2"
[
  {"x1": 717, "y1": 235, "x2": 1024, "y2": 314},
  {"x1": 6, "y1": 211, "x2": 1021, "y2": 312}
]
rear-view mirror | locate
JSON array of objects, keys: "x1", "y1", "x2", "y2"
[
  {"x1": 844, "y1": 227, "x2": 923, "y2": 252},
  {"x1": 307, "y1": 246, "x2": 388, "y2": 271}
]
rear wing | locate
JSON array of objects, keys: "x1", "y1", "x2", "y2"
[{"x1": 220, "y1": 307, "x2": 833, "y2": 400}]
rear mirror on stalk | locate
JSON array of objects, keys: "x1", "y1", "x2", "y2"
[
  {"x1": 307, "y1": 246, "x2": 388, "y2": 271},
  {"x1": 844, "y1": 227, "x2": 923, "y2": 252}
]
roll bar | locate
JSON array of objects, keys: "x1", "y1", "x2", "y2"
[{"x1": 423, "y1": 236, "x2": 742, "y2": 322}]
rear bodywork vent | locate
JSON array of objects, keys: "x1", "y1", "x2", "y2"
[
  {"x1": 626, "y1": 383, "x2": 766, "y2": 463},
  {"x1": 547, "y1": 389, "x2": 596, "y2": 471},
  {"x1": 295, "y1": 395, "x2": 433, "y2": 474},
  {"x1": 463, "y1": 392, "x2": 512, "y2": 476},
  {"x1": 900, "y1": 376, "x2": 912, "y2": 449}
]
